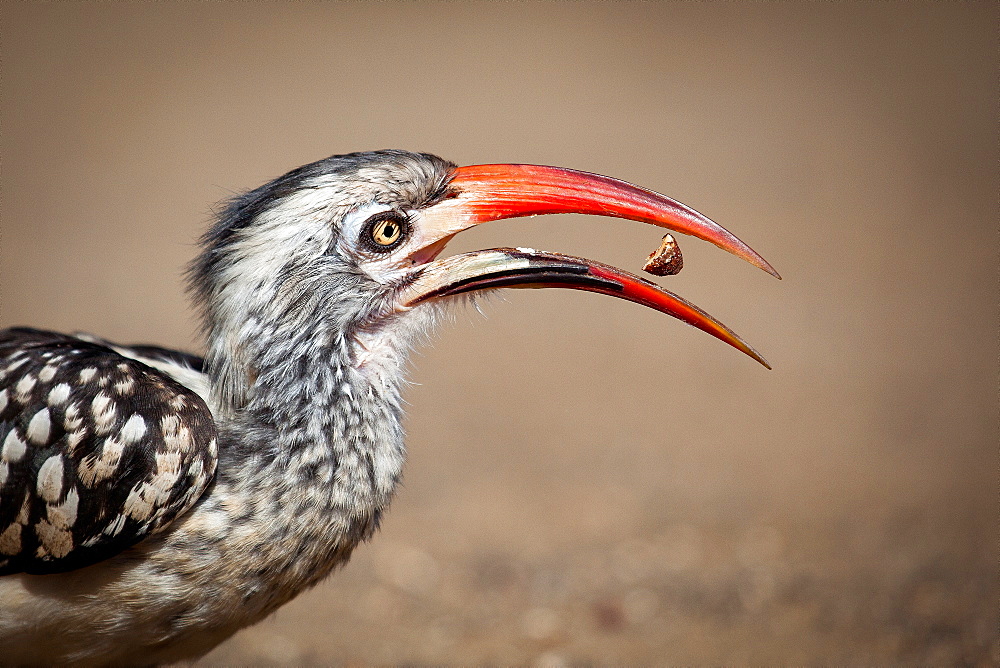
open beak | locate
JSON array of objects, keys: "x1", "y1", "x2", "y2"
[{"x1": 401, "y1": 164, "x2": 777, "y2": 368}]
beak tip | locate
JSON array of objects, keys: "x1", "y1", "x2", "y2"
[
  {"x1": 747, "y1": 253, "x2": 781, "y2": 280},
  {"x1": 738, "y1": 343, "x2": 772, "y2": 370}
]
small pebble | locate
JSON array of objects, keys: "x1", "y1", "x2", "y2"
[{"x1": 643, "y1": 233, "x2": 683, "y2": 276}]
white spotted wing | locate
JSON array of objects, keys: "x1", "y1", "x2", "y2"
[{"x1": 0, "y1": 328, "x2": 218, "y2": 574}]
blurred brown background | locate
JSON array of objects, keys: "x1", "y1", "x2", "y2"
[{"x1": 2, "y1": 3, "x2": 996, "y2": 665}]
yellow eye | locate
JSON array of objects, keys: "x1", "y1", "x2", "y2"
[
  {"x1": 371, "y1": 218, "x2": 402, "y2": 246},
  {"x1": 361, "y1": 211, "x2": 409, "y2": 252}
]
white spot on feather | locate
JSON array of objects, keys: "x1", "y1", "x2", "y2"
[
  {"x1": 103, "y1": 514, "x2": 127, "y2": 537},
  {"x1": 14, "y1": 374, "x2": 36, "y2": 402},
  {"x1": 47, "y1": 383, "x2": 71, "y2": 406},
  {"x1": 38, "y1": 365, "x2": 58, "y2": 383},
  {"x1": 2, "y1": 430, "x2": 27, "y2": 463},
  {"x1": 27, "y1": 408, "x2": 52, "y2": 445},
  {"x1": 36, "y1": 455, "x2": 64, "y2": 503},
  {"x1": 161, "y1": 415, "x2": 193, "y2": 452},
  {"x1": 124, "y1": 484, "x2": 155, "y2": 521},
  {"x1": 0, "y1": 523, "x2": 21, "y2": 556},
  {"x1": 77, "y1": 436, "x2": 125, "y2": 487},
  {"x1": 65, "y1": 430, "x2": 87, "y2": 455},
  {"x1": 79, "y1": 367, "x2": 97, "y2": 383},
  {"x1": 161, "y1": 414, "x2": 180, "y2": 433},
  {"x1": 0, "y1": 388, "x2": 8, "y2": 412},
  {"x1": 5, "y1": 357, "x2": 28, "y2": 375},
  {"x1": 156, "y1": 450, "x2": 182, "y2": 476},
  {"x1": 64, "y1": 402, "x2": 82, "y2": 431},
  {"x1": 119, "y1": 414, "x2": 147, "y2": 443},
  {"x1": 35, "y1": 519, "x2": 73, "y2": 558},
  {"x1": 133, "y1": 451, "x2": 184, "y2": 514},
  {"x1": 48, "y1": 487, "x2": 79, "y2": 529},
  {"x1": 91, "y1": 392, "x2": 117, "y2": 435}
]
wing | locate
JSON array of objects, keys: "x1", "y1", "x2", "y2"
[{"x1": 0, "y1": 328, "x2": 218, "y2": 574}]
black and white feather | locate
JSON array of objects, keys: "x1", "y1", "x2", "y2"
[{"x1": 0, "y1": 328, "x2": 217, "y2": 574}]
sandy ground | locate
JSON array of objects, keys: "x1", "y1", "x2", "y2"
[{"x1": 2, "y1": 3, "x2": 997, "y2": 664}]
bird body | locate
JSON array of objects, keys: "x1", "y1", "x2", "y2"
[
  {"x1": 0, "y1": 150, "x2": 776, "y2": 664},
  {"x1": 0, "y1": 326, "x2": 408, "y2": 664}
]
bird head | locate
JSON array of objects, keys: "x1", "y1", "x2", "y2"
[{"x1": 190, "y1": 150, "x2": 777, "y2": 412}]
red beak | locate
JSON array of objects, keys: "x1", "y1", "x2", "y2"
[
  {"x1": 412, "y1": 164, "x2": 779, "y2": 279},
  {"x1": 401, "y1": 163, "x2": 776, "y2": 368}
]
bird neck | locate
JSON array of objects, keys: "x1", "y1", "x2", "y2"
[
  {"x1": 190, "y1": 284, "x2": 442, "y2": 594},
  {"x1": 173, "y1": 324, "x2": 408, "y2": 613},
  {"x1": 214, "y1": 321, "x2": 409, "y2": 502}
]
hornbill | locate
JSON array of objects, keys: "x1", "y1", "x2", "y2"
[{"x1": 0, "y1": 150, "x2": 777, "y2": 664}]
